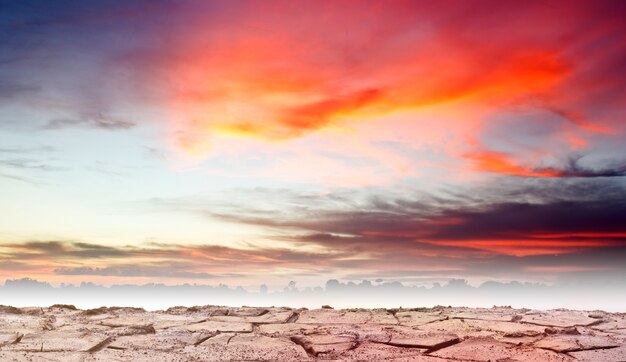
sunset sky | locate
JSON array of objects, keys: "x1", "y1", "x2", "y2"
[{"x1": 1, "y1": 0, "x2": 625, "y2": 291}]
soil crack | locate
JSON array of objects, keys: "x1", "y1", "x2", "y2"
[
  {"x1": 286, "y1": 311, "x2": 300, "y2": 323},
  {"x1": 289, "y1": 336, "x2": 317, "y2": 358},
  {"x1": 86, "y1": 336, "x2": 114, "y2": 353},
  {"x1": 194, "y1": 331, "x2": 220, "y2": 346}
]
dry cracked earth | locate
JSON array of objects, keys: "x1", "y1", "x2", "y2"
[{"x1": 1, "y1": 305, "x2": 625, "y2": 361}]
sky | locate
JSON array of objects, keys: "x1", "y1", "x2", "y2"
[{"x1": 1, "y1": 0, "x2": 625, "y2": 297}]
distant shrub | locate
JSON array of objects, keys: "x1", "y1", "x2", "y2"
[
  {"x1": 0, "y1": 305, "x2": 22, "y2": 314},
  {"x1": 50, "y1": 304, "x2": 78, "y2": 310}
]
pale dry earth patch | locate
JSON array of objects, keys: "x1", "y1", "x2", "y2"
[{"x1": 0, "y1": 304, "x2": 624, "y2": 361}]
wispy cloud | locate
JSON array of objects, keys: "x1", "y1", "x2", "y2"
[
  {"x1": 184, "y1": 180, "x2": 626, "y2": 256},
  {"x1": 0, "y1": 240, "x2": 351, "y2": 281},
  {"x1": 43, "y1": 113, "x2": 135, "y2": 130},
  {"x1": 0, "y1": 146, "x2": 64, "y2": 184},
  {"x1": 54, "y1": 265, "x2": 219, "y2": 279},
  {"x1": 0, "y1": 159, "x2": 65, "y2": 172},
  {"x1": 140, "y1": 178, "x2": 626, "y2": 272},
  {"x1": 2, "y1": 178, "x2": 626, "y2": 285}
]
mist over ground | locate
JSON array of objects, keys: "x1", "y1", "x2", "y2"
[{"x1": 2, "y1": 278, "x2": 624, "y2": 312}]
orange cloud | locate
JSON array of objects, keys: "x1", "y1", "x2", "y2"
[
  {"x1": 462, "y1": 150, "x2": 561, "y2": 177},
  {"x1": 162, "y1": 3, "x2": 576, "y2": 154},
  {"x1": 170, "y1": 49, "x2": 568, "y2": 145},
  {"x1": 120, "y1": 0, "x2": 626, "y2": 185},
  {"x1": 463, "y1": 148, "x2": 626, "y2": 178},
  {"x1": 427, "y1": 239, "x2": 617, "y2": 257},
  {"x1": 527, "y1": 232, "x2": 626, "y2": 239}
]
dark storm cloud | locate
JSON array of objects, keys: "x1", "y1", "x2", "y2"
[
  {"x1": 425, "y1": 197, "x2": 626, "y2": 241},
  {"x1": 532, "y1": 155, "x2": 626, "y2": 178},
  {"x1": 204, "y1": 181, "x2": 626, "y2": 244},
  {"x1": 457, "y1": 246, "x2": 626, "y2": 276},
  {"x1": 133, "y1": 178, "x2": 626, "y2": 283}
]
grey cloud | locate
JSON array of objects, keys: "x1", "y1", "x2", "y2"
[
  {"x1": 0, "y1": 82, "x2": 39, "y2": 99},
  {"x1": 6, "y1": 241, "x2": 136, "y2": 260},
  {"x1": 0, "y1": 158, "x2": 65, "y2": 172},
  {"x1": 203, "y1": 181, "x2": 626, "y2": 245},
  {"x1": 43, "y1": 113, "x2": 135, "y2": 130},
  {"x1": 0, "y1": 240, "x2": 354, "y2": 276},
  {"x1": 140, "y1": 178, "x2": 626, "y2": 281}
]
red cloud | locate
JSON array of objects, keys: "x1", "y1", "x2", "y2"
[{"x1": 159, "y1": 0, "x2": 626, "y2": 150}]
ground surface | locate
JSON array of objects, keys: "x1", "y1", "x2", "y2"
[{"x1": 0, "y1": 305, "x2": 625, "y2": 361}]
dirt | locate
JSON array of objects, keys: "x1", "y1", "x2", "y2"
[{"x1": 0, "y1": 305, "x2": 624, "y2": 361}]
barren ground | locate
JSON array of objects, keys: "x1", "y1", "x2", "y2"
[{"x1": 0, "y1": 304, "x2": 625, "y2": 361}]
